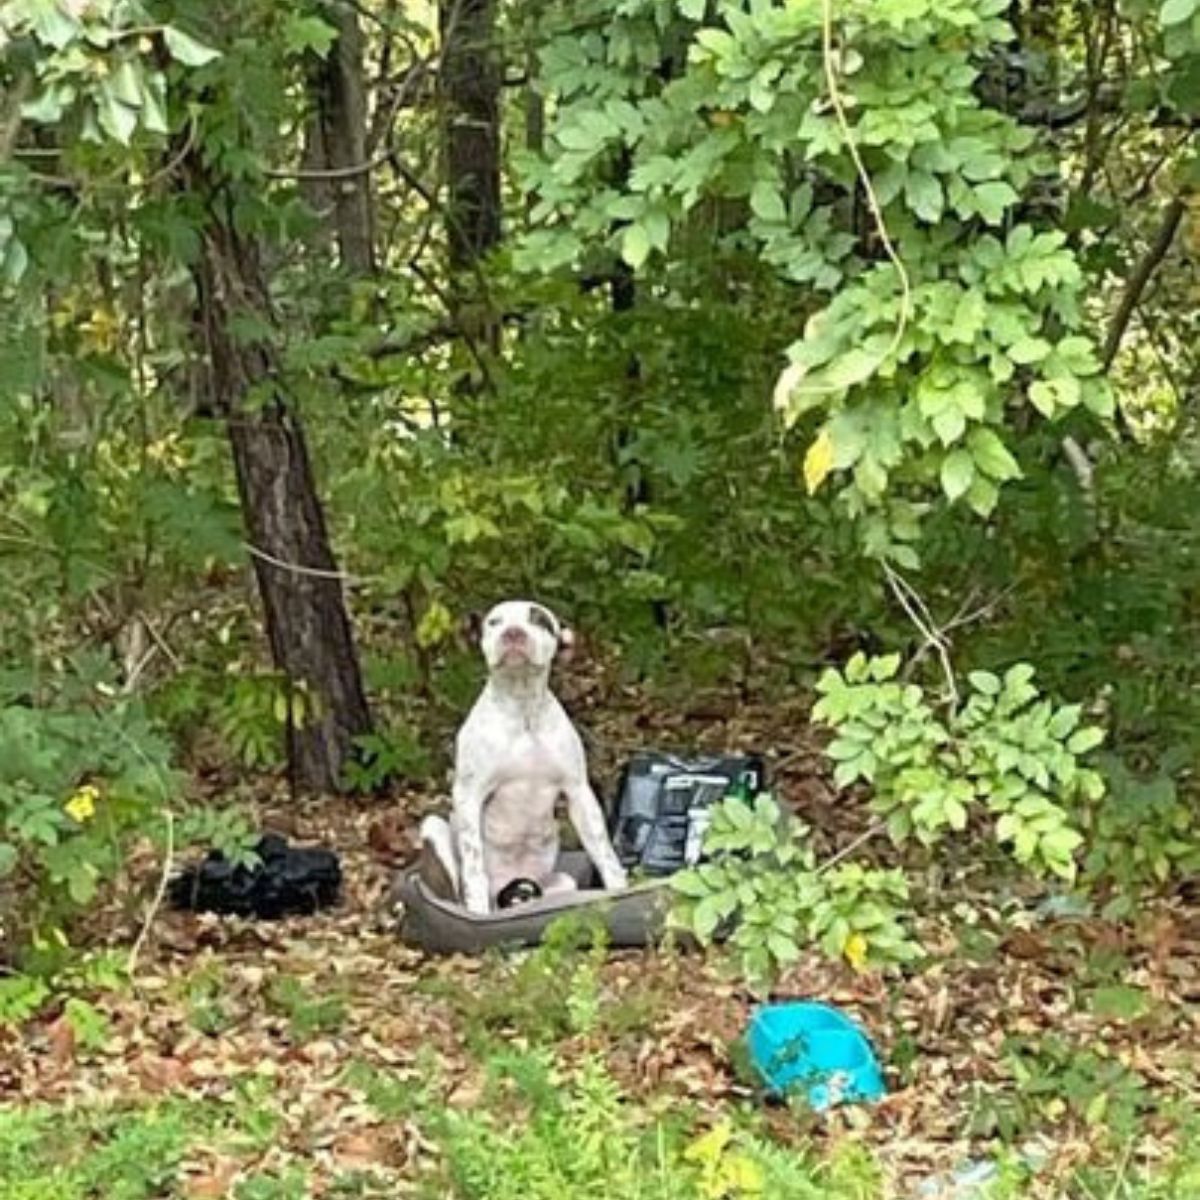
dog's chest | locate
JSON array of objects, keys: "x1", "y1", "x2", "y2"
[
  {"x1": 489, "y1": 727, "x2": 569, "y2": 788},
  {"x1": 481, "y1": 731, "x2": 569, "y2": 850}
]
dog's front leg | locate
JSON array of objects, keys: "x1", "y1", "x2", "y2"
[
  {"x1": 566, "y1": 780, "x2": 629, "y2": 892},
  {"x1": 451, "y1": 776, "x2": 491, "y2": 914}
]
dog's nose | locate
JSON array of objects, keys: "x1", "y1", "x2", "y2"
[{"x1": 500, "y1": 626, "x2": 528, "y2": 644}]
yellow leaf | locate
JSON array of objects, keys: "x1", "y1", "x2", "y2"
[
  {"x1": 417, "y1": 600, "x2": 453, "y2": 649},
  {"x1": 844, "y1": 931, "x2": 868, "y2": 971},
  {"x1": 684, "y1": 1121, "x2": 732, "y2": 1166},
  {"x1": 64, "y1": 785, "x2": 99, "y2": 823},
  {"x1": 724, "y1": 1154, "x2": 765, "y2": 1194},
  {"x1": 803, "y1": 428, "x2": 834, "y2": 494}
]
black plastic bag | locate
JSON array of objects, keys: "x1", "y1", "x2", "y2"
[{"x1": 169, "y1": 833, "x2": 341, "y2": 919}]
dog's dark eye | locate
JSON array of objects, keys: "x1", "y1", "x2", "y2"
[
  {"x1": 486, "y1": 616, "x2": 502, "y2": 627},
  {"x1": 528, "y1": 605, "x2": 557, "y2": 636}
]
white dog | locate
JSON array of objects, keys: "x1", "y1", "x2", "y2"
[{"x1": 419, "y1": 600, "x2": 629, "y2": 914}]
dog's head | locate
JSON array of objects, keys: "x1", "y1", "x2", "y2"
[{"x1": 477, "y1": 600, "x2": 574, "y2": 675}]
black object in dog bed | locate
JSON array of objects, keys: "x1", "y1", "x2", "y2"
[
  {"x1": 169, "y1": 833, "x2": 341, "y2": 919},
  {"x1": 394, "y1": 850, "x2": 673, "y2": 954}
]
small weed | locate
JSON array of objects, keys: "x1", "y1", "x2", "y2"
[
  {"x1": 181, "y1": 961, "x2": 238, "y2": 1036},
  {"x1": 267, "y1": 973, "x2": 347, "y2": 1041},
  {"x1": 970, "y1": 1033, "x2": 1154, "y2": 1143},
  {"x1": 233, "y1": 1167, "x2": 310, "y2": 1200}
]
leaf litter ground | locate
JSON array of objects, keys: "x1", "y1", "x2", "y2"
[{"x1": 2, "y1": 678, "x2": 1198, "y2": 1197}]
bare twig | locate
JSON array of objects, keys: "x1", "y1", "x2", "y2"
[
  {"x1": 905, "y1": 583, "x2": 1016, "y2": 678},
  {"x1": 126, "y1": 809, "x2": 173, "y2": 978},
  {"x1": 883, "y1": 563, "x2": 959, "y2": 709},
  {"x1": 263, "y1": 144, "x2": 396, "y2": 182},
  {"x1": 817, "y1": 819, "x2": 888, "y2": 875},
  {"x1": 1102, "y1": 196, "x2": 1187, "y2": 370}
]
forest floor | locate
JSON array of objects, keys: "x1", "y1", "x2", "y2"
[{"x1": 2, "y1": 680, "x2": 1199, "y2": 1198}]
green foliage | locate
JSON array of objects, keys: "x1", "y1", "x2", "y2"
[
  {"x1": 974, "y1": 1033, "x2": 1158, "y2": 1144},
  {"x1": 417, "y1": 913, "x2": 667, "y2": 1049},
  {"x1": 213, "y1": 675, "x2": 295, "y2": 770},
  {"x1": 671, "y1": 792, "x2": 917, "y2": 987},
  {"x1": 0, "y1": 1104, "x2": 191, "y2": 1200},
  {"x1": 179, "y1": 959, "x2": 238, "y2": 1036},
  {"x1": 266, "y1": 974, "x2": 348, "y2": 1042},
  {"x1": 521, "y1": 0, "x2": 1112, "y2": 555},
  {"x1": 0, "y1": 693, "x2": 179, "y2": 944},
  {"x1": 417, "y1": 1050, "x2": 877, "y2": 1200},
  {"x1": 1080, "y1": 752, "x2": 1200, "y2": 916},
  {"x1": 813, "y1": 653, "x2": 1103, "y2": 880}
]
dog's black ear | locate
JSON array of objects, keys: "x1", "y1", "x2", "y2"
[{"x1": 460, "y1": 610, "x2": 483, "y2": 645}]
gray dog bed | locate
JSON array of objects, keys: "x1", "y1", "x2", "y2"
[{"x1": 394, "y1": 850, "x2": 674, "y2": 954}]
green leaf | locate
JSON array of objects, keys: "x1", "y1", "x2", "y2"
[
  {"x1": 1008, "y1": 336, "x2": 1052, "y2": 365},
  {"x1": 680, "y1": 0, "x2": 708, "y2": 17},
  {"x1": 750, "y1": 180, "x2": 786, "y2": 223},
  {"x1": 1055, "y1": 335, "x2": 1100, "y2": 375},
  {"x1": 932, "y1": 406, "x2": 966, "y2": 446},
  {"x1": 970, "y1": 671, "x2": 1001, "y2": 696},
  {"x1": 869, "y1": 653, "x2": 902, "y2": 681},
  {"x1": 968, "y1": 428, "x2": 1022, "y2": 481},
  {"x1": 671, "y1": 870, "x2": 713, "y2": 899},
  {"x1": 974, "y1": 181, "x2": 1019, "y2": 224},
  {"x1": 692, "y1": 893, "x2": 728, "y2": 941},
  {"x1": 0, "y1": 843, "x2": 17, "y2": 877},
  {"x1": 966, "y1": 475, "x2": 999, "y2": 518},
  {"x1": 163, "y1": 27, "x2": 221, "y2": 67},
  {"x1": 140, "y1": 74, "x2": 169, "y2": 135},
  {"x1": 1029, "y1": 380, "x2": 1057, "y2": 417},
  {"x1": 96, "y1": 86, "x2": 138, "y2": 145},
  {"x1": 905, "y1": 171, "x2": 945, "y2": 222},
  {"x1": 768, "y1": 932, "x2": 801, "y2": 964},
  {"x1": 1090, "y1": 984, "x2": 1150, "y2": 1022},
  {"x1": 1161, "y1": 0, "x2": 1198, "y2": 25},
  {"x1": 28, "y1": 3, "x2": 82, "y2": 49},
  {"x1": 940, "y1": 449, "x2": 975, "y2": 501},
  {"x1": 66, "y1": 864, "x2": 98, "y2": 906},
  {"x1": 283, "y1": 15, "x2": 339, "y2": 56},
  {"x1": 827, "y1": 736, "x2": 867, "y2": 762},
  {"x1": 620, "y1": 223, "x2": 651, "y2": 269},
  {"x1": 21, "y1": 85, "x2": 71, "y2": 124},
  {"x1": 110, "y1": 59, "x2": 144, "y2": 108},
  {"x1": 643, "y1": 208, "x2": 671, "y2": 251},
  {"x1": 1067, "y1": 727, "x2": 1104, "y2": 755}
]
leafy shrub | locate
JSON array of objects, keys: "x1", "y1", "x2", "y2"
[
  {"x1": 673, "y1": 652, "x2": 1111, "y2": 987},
  {"x1": 0, "y1": 697, "x2": 180, "y2": 951},
  {"x1": 813, "y1": 653, "x2": 1103, "y2": 879},
  {"x1": 1081, "y1": 752, "x2": 1200, "y2": 916},
  {"x1": 671, "y1": 792, "x2": 917, "y2": 987}
]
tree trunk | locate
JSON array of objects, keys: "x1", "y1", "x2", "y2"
[
  {"x1": 191, "y1": 181, "x2": 373, "y2": 793},
  {"x1": 301, "y1": 7, "x2": 375, "y2": 274},
  {"x1": 439, "y1": 0, "x2": 501, "y2": 275}
]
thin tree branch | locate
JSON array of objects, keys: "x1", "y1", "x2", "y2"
[
  {"x1": 1102, "y1": 197, "x2": 1187, "y2": 370},
  {"x1": 884, "y1": 564, "x2": 959, "y2": 710}
]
